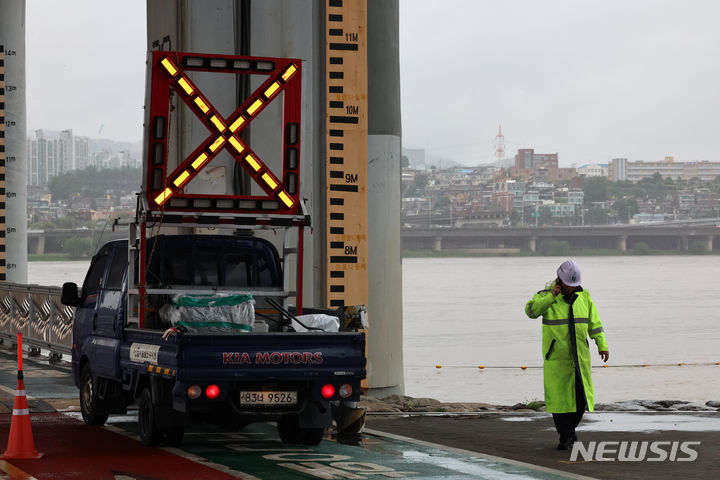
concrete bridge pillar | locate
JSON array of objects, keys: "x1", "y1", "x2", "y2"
[
  {"x1": 526, "y1": 236, "x2": 537, "y2": 252},
  {"x1": 433, "y1": 236, "x2": 442, "y2": 252},
  {"x1": 704, "y1": 235, "x2": 714, "y2": 252},
  {"x1": 27, "y1": 236, "x2": 45, "y2": 255},
  {"x1": 681, "y1": 236, "x2": 689, "y2": 251},
  {"x1": 616, "y1": 235, "x2": 627, "y2": 252}
]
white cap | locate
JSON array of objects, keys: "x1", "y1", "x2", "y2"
[{"x1": 557, "y1": 259, "x2": 582, "y2": 287}]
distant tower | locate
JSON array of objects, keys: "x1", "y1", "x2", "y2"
[{"x1": 494, "y1": 125, "x2": 505, "y2": 164}]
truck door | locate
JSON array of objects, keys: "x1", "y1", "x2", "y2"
[
  {"x1": 91, "y1": 245, "x2": 126, "y2": 380},
  {"x1": 73, "y1": 247, "x2": 112, "y2": 357}
]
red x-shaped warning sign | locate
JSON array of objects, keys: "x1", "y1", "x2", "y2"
[{"x1": 144, "y1": 51, "x2": 302, "y2": 214}]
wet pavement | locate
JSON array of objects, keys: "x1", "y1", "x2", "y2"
[
  {"x1": 0, "y1": 348, "x2": 718, "y2": 479},
  {"x1": 366, "y1": 412, "x2": 720, "y2": 480},
  {"x1": 0, "y1": 349, "x2": 582, "y2": 479}
]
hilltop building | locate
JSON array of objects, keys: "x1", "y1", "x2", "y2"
[
  {"x1": 508, "y1": 148, "x2": 576, "y2": 182},
  {"x1": 609, "y1": 156, "x2": 720, "y2": 182}
]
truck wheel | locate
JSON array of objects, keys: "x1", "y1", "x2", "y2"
[
  {"x1": 80, "y1": 365, "x2": 109, "y2": 426},
  {"x1": 138, "y1": 388, "x2": 162, "y2": 446},
  {"x1": 278, "y1": 414, "x2": 301, "y2": 444},
  {"x1": 164, "y1": 427, "x2": 185, "y2": 447},
  {"x1": 300, "y1": 427, "x2": 325, "y2": 446}
]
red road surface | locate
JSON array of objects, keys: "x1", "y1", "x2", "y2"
[{"x1": 0, "y1": 413, "x2": 243, "y2": 480}]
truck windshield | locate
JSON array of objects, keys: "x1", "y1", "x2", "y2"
[{"x1": 146, "y1": 236, "x2": 281, "y2": 288}]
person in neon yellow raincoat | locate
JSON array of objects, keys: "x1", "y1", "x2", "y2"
[{"x1": 525, "y1": 260, "x2": 609, "y2": 450}]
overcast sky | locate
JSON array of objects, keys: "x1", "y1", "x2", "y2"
[{"x1": 25, "y1": 0, "x2": 720, "y2": 167}]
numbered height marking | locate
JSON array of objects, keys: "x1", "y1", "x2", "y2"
[
  {"x1": 325, "y1": 0, "x2": 368, "y2": 309},
  {"x1": 0, "y1": 46, "x2": 6, "y2": 281}
]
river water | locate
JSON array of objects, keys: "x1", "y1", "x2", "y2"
[
  {"x1": 28, "y1": 256, "x2": 720, "y2": 405},
  {"x1": 402, "y1": 256, "x2": 720, "y2": 405}
]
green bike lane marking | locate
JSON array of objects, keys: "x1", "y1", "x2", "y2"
[{"x1": 114, "y1": 421, "x2": 590, "y2": 479}]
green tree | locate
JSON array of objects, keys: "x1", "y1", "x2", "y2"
[
  {"x1": 538, "y1": 240, "x2": 570, "y2": 256},
  {"x1": 614, "y1": 197, "x2": 639, "y2": 223},
  {"x1": 689, "y1": 240, "x2": 707, "y2": 255},
  {"x1": 433, "y1": 196, "x2": 450, "y2": 211},
  {"x1": 538, "y1": 206, "x2": 553, "y2": 226},
  {"x1": 48, "y1": 174, "x2": 83, "y2": 202},
  {"x1": 64, "y1": 236, "x2": 94, "y2": 260},
  {"x1": 583, "y1": 177, "x2": 608, "y2": 205},
  {"x1": 632, "y1": 242, "x2": 650, "y2": 255},
  {"x1": 48, "y1": 166, "x2": 141, "y2": 203},
  {"x1": 414, "y1": 173, "x2": 429, "y2": 191},
  {"x1": 584, "y1": 207, "x2": 608, "y2": 225}
]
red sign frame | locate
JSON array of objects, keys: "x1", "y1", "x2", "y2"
[{"x1": 144, "y1": 51, "x2": 302, "y2": 215}]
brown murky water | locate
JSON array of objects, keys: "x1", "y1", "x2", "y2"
[{"x1": 29, "y1": 256, "x2": 720, "y2": 404}]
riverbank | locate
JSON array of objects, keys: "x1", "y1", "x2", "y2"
[
  {"x1": 28, "y1": 253, "x2": 74, "y2": 262},
  {"x1": 360, "y1": 395, "x2": 720, "y2": 413}
]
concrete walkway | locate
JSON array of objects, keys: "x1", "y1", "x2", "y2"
[{"x1": 366, "y1": 412, "x2": 720, "y2": 480}]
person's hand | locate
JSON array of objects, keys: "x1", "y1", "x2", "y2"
[
  {"x1": 599, "y1": 351, "x2": 609, "y2": 362},
  {"x1": 551, "y1": 283, "x2": 562, "y2": 297}
]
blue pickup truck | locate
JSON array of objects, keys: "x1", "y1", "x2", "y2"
[{"x1": 61, "y1": 234, "x2": 366, "y2": 446}]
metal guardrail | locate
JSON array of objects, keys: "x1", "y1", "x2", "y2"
[{"x1": 0, "y1": 282, "x2": 74, "y2": 358}]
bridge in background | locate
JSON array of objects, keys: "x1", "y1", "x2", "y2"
[
  {"x1": 403, "y1": 224, "x2": 719, "y2": 252},
  {"x1": 27, "y1": 228, "x2": 129, "y2": 255}
]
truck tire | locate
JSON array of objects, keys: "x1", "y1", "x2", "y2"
[
  {"x1": 164, "y1": 427, "x2": 185, "y2": 447},
  {"x1": 138, "y1": 388, "x2": 162, "y2": 446},
  {"x1": 278, "y1": 415, "x2": 325, "y2": 445},
  {"x1": 278, "y1": 414, "x2": 301, "y2": 444},
  {"x1": 80, "y1": 365, "x2": 109, "y2": 426},
  {"x1": 300, "y1": 427, "x2": 325, "y2": 446}
]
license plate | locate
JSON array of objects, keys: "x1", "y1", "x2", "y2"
[{"x1": 239, "y1": 391, "x2": 297, "y2": 405}]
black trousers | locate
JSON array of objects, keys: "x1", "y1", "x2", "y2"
[{"x1": 552, "y1": 371, "x2": 586, "y2": 441}]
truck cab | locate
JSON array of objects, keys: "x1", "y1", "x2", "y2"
[{"x1": 63, "y1": 234, "x2": 366, "y2": 446}]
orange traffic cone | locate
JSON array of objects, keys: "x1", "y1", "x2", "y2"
[{"x1": 1, "y1": 333, "x2": 42, "y2": 459}]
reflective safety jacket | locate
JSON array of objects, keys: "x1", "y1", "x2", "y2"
[{"x1": 525, "y1": 284, "x2": 609, "y2": 413}]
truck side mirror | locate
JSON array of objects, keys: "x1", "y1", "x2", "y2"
[{"x1": 61, "y1": 282, "x2": 81, "y2": 307}]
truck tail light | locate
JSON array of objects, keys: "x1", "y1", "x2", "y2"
[
  {"x1": 338, "y1": 384, "x2": 353, "y2": 399},
  {"x1": 187, "y1": 385, "x2": 202, "y2": 399},
  {"x1": 320, "y1": 384, "x2": 335, "y2": 399},
  {"x1": 205, "y1": 384, "x2": 221, "y2": 399}
]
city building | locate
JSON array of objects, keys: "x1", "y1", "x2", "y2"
[
  {"x1": 509, "y1": 148, "x2": 576, "y2": 182},
  {"x1": 26, "y1": 130, "x2": 59, "y2": 187},
  {"x1": 26, "y1": 130, "x2": 140, "y2": 188},
  {"x1": 608, "y1": 158, "x2": 627, "y2": 181},
  {"x1": 577, "y1": 163, "x2": 608, "y2": 177},
  {"x1": 514, "y1": 148, "x2": 558, "y2": 170},
  {"x1": 568, "y1": 189, "x2": 584, "y2": 205},
  {"x1": 609, "y1": 156, "x2": 720, "y2": 182},
  {"x1": 74, "y1": 136, "x2": 90, "y2": 170},
  {"x1": 59, "y1": 129, "x2": 75, "y2": 174},
  {"x1": 548, "y1": 203, "x2": 575, "y2": 217}
]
